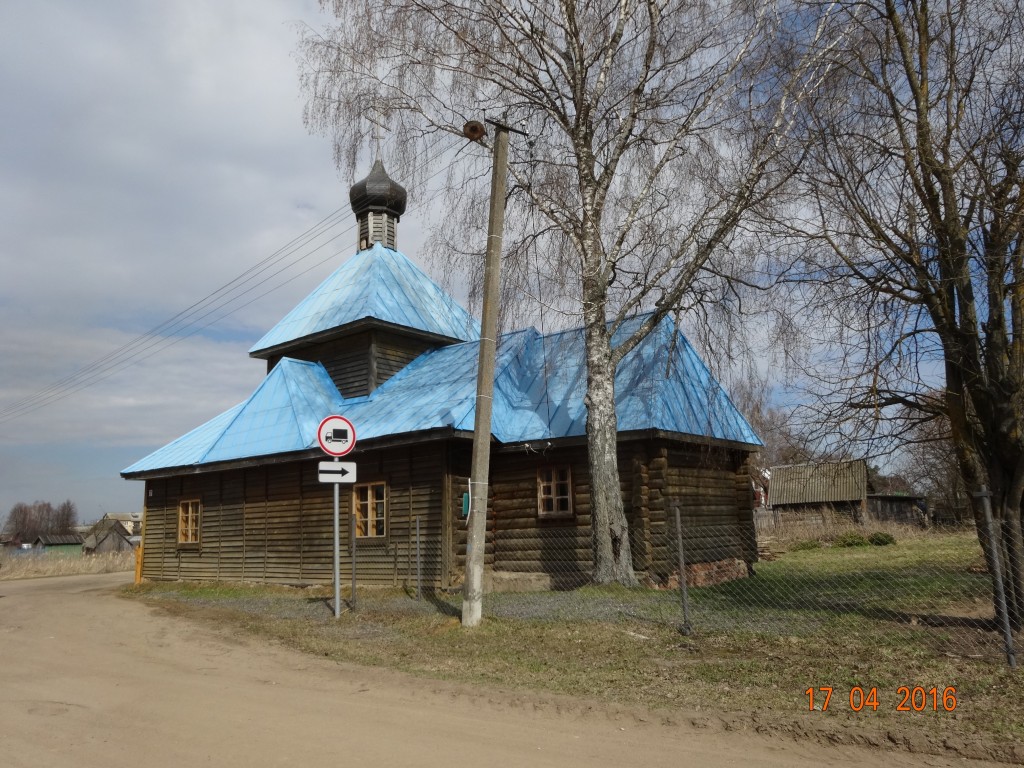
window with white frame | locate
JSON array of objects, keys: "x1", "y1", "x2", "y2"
[
  {"x1": 537, "y1": 466, "x2": 573, "y2": 518},
  {"x1": 353, "y1": 482, "x2": 387, "y2": 538},
  {"x1": 177, "y1": 499, "x2": 201, "y2": 545}
]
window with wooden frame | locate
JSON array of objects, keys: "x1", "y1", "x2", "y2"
[
  {"x1": 537, "y1": 466, "x2": 573, "y2": 519},
  {"x1": 353, "y1": 482, "x2": 387, "y2": 538},
  {"x1": 177, "y1": 499, "x2": 201, "y2": 545}
]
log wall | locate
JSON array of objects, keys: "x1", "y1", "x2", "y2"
[
  {"x1": 139, "y1": 437, "x2": 756, "y2": 589},
  {"x1": 486, "y1": 440, "x2": 755, "y2": 585},
  {"x1": 141, "y1": 442, "x2": 446, "y2": 587}
]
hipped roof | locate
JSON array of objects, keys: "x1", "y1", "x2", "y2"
[
  {"x1": 249, "y1": 243, "x2": 480, "y2": 356},
  {"x1": 122, "y1": 315, "x2": 761, "y2": 478}
]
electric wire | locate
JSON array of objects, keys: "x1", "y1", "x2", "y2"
[{"x1": 0, "y1": 134, "x2": 469, "y2": 426}]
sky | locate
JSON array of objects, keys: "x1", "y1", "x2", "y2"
[{"x1": 0, "y1": 1, "x2": 436, "y2": 523}]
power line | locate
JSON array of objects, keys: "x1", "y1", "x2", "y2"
[{"x1": 0, "y1": 135, "x2": 466, "y2": 426}]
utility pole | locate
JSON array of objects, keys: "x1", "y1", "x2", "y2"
[{"x1": 461, "y1": 118, "x2": 524, "y2": 627}]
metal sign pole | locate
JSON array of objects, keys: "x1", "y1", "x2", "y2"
[
  {"x1": 351, "y1": 508, "x2": 357, "y2": 610},
  {"x1": 333, "y1": 456, "x2": 340, "y2": 618}
]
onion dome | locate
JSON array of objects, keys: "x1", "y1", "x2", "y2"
[
  {"x1": 349, "y1": 159, "x2": 407, "y2": 220},
  {"x1": 349, "y1": 159, "x2": 407, "y2": 250}
]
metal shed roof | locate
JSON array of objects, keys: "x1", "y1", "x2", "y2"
[
  {"x1": 767, "y1": 460, "x2": 868, "y2": 507},
  {"x1": 123, "y1": 315, "x2": 761, "y2": 477},
  {"x1": 249, "y1": 243, "x2": 480, "y2": 356}
]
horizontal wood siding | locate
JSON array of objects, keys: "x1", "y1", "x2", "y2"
[
  {"x1": 448, "y1": 443, "x2": 491, "y2": 583},
  {"x1": 372, "y1": 331, "x2": 435, "y2": 388},
  {"x1": 140, "y1": 443, "x2": 447, "y2": 587},
  {"x1": 270, "y1": 332, "x2": 372, "y2": 399}
]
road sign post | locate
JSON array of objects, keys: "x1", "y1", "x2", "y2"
[{"x1": 317, "y1": 416, "x2": 357, "y2": 618}]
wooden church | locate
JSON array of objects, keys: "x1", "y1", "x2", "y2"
[{"x1": 122, "y1": 161, "x2": 762, "y2": 590}]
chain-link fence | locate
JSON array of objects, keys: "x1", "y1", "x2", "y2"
[{"x1": 383, "y1": 511, "x2": 1018, "y2": 669}]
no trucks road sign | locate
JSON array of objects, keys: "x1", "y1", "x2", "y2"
[{"x1": 317, "y1": 415, "x2": 356, "y2": 457}]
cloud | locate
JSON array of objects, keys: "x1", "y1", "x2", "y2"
[{"x1": 0, "y1": 1, "x2": 440, "y2": 521}]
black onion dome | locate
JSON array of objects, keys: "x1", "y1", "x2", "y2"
[{"x1": 349, "y1": 159, "x2": 407, "y2": 219}]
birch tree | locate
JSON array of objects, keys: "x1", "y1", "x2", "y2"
[
  {"x1": 785, "y1": 0, "x2": 1024, "y2": 627},
  {"x1": 298, "y1": 0, "x2": 824, "y2": 584}
]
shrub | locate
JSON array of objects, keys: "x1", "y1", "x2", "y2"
[
  {"x1": 833, "y1": 532, "x2": 870, "y2": 548},
  {"x1": 790, "y1": 539, "x2": 822, "y2": 551},
  {"x1": 868, "y1": 531, "x2": 896, "y2": 546}
]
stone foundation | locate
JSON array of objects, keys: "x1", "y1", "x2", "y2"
[{"x1": 661, "y1": 557, "x2": 749, "y2": 588}]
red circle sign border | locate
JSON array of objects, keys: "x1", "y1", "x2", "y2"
[{"x1": 317, "y1": 415, "x2": 357, "y2": 457}]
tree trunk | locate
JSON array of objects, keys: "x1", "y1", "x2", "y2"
[{"x1": 582, "y1": 312, "x2": 637, "y2": 586}]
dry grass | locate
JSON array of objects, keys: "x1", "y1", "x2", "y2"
[
  {"x1": 0, "y1": 550, "x2": 134, "y2": 580},
  {"x1": 762, "y1": 516, "x2": 941, "y2": 550}
]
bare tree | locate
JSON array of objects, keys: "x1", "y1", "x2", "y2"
[
  {"x1": 2, "y1": 500, "x2": 76, "y2": 540},
  {"x1": 3, "y1": 502, "x2": 34, "y2": 539},
  {"x1": 898, "y1": 415, "x2": 970, "y2": 525},
  {"x1": 783, "y1": 0, "x2": 1024, "y2": 626},
  {"x1": 53, "y1": 500, "x2": 78, "y2": 534},
  {"x1": 298, "y1": 0, "x2": 827, "y2": 584}
]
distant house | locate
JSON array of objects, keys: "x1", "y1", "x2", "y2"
[
  {"x1": 122, "y1": 162, "x2": 763, "y2": 590},
  {"x1": 32, "y1": 533, "x2": 84, "y2": 557},
  {"x1": 768, "y1": 460, "x2": 870, "y2": 521},
  {"x1": 83, "y1": 519, "x2": 136, "y2": 555},
  {"x1": 96, "y1": 512, "x2": 142, "y2": 537},
  {"x1": 767, "y1": 460, "x2": 926, "y2": 526}
]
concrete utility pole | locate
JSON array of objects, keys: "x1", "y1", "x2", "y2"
[{"x1": 461, "y1": 118, "x2": 523, "y2": 627}]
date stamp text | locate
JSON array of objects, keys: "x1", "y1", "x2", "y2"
[{"x1": 805, "y1": 686, "x2": 958, "y2": 712}]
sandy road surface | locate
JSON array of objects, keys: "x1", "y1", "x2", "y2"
[{"x1": 0, "y1": 573, "x2": 1003, "y2": 767}]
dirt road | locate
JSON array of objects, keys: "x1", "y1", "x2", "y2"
[{"x1": 0, "y1": 573, "x2": 1003, "y2": 767}]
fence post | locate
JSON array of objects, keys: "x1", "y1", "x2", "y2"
[
  {"x1": 673, "y1": 505, "x2": 692, "y2": 636},
  {"x1": 416, "y1": 515, "x2": 422, "y2": 601},
  {"x1": 976, "y1": 488, "x2": 1017, "y2": 670}
]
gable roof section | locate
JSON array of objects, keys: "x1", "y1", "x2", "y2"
[
  {"x1": 121, "y1": 358, "x2": 343, "y2": 474},
  {"x1": 249, "y1": 243, "x2": 480, "y2": 356},
  {"x1": 124, "y1": 316, "x2": 760, "y2": 477},
  {"x1": 768, "y1": 460, "x2": 868, "y2": 507}
]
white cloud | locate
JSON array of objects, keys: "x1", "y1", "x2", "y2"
[{"x1": 0, "y1": 1, "x2": 437, "y2": 519}]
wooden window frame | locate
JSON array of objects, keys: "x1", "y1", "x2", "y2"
[
  {"x1": 352, "y1": 481, "x2": 388, "y2": 540},
  {"x1": 177, "y1": 499, "x2": 201, "y2": 547},
  {"x1": 537, "y1": 466, "x2": 574, "y2": 519}
]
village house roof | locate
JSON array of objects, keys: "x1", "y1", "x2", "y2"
[
  {"x1": 767, "y1": 460, "x2": 869, "y2": 507},
  {"x1": 122, "y1": 277, "x2": 761, "y2": 479},
  {"x1": 83, "y1": 519, "x2": 133, "y2": 552},
  {"x1": 32, "y1": 533, "x2": 84, "y2": 547},
  {"x1": 249, "y1": 243, "x2": 480, "y2": 357}
]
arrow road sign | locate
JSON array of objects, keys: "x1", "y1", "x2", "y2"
[{"x1": 318, "y1": 461, "x2": 357, "y2": 484}]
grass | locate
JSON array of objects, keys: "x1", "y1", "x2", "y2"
[
  {"x1": 0, "y1": 550, "x2": 134, "y2": 580},
  {"x1": 124, "y1": 531, "x2": 1023, "y2": 762}
]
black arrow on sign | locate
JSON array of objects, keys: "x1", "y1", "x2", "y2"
[{"x1": 321, "y1": 466, "x2": 350, "y2": 477}]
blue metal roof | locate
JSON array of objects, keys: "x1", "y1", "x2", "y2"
[
  {"x1": 249, "y1": 243, "x2": 480, "y2": 355},
  {"x1": 122, "y1": 358, "x2": 343, "y2": 473},
  {"x1": 123, "y1": 315, "x2": 760, "y2": 476}
]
